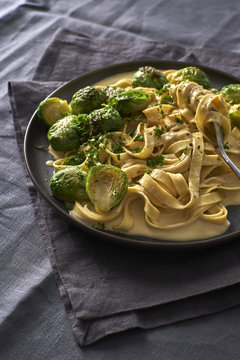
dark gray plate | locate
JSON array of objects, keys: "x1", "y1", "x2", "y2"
[{"x1": 24, "y1": 60, "x2": 240, "y2": 250}]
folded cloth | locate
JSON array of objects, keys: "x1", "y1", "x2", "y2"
[{"x1": 9, "y1": 28, "x2": 240, "y2": 346}]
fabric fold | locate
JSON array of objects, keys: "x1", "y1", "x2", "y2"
[{"x1": 9, "y1": 28, "x2": 240, "y2": 346}]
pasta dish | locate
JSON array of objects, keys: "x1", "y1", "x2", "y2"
[{"x1": 38, "y1": 66, "x2": 240, "y2": 241}]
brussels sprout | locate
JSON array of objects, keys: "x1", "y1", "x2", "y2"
[
  {"x1": 48, "y1": 114, "x2": 90, "y2": 152},
  {"x1": 50, "y1": 166, "x2": 89, "y2": 202},
  {"x1": 76, "y1": 113, "x2": 92, "y2": 143},
  {"x1": 89, "y1": 105, "x2": 124, "y2": 135},
  {"x1": 221, "y1": 84, "x2": 240, "y2": 105},
  {"x1": 108, "y1": 89, "x2": 151, "y2": 115},
  {"x1": 229, "y1": 104, "x2": 240, "y2": 128},
  {"x1": 86, "y1": 164, "x2": 128, "y2": 213},
  {"x1": 37, "y1": 97, "x2": 70, "y2": 127},
  {"x1": 170, "y1": 66, "x2": 211, "y2": 89},
  {"x1": 61, "y1": 150, "x2": 86, "y2": 165},
  {"x1": 103, "y1": 85, "x2": 124, "y2": 99},
  {"x1": 132, "y1": 66, "x2": 167, "y2": 89},
  {"x1": 70, "y1": 86, "x2": 106, "y2": 115}
]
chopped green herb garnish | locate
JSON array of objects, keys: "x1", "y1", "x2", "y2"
[
  {"x1": 144, "y1": 168, "x2": 150, "y2": 173},
  {"x1": 61, "y1": 151, "x2": 86, "y2": 166},
  {"x1": 113, "y1": 142, "x2": 123, "y2": 154},
  {"x1": 34, "y1": 145, "x2": 45, "y2": 150},
  {"x1": 185, "y1": 97, "x2": 191, "y2": 104},
  {"x1": 175, "y1": 117, "x2": 184, "y2": 124},
  {"x1": 107, "y1": 132, "x2": 114, "y2": 138},
  {"x1": 99, "y1": 139, "x2": 109, "y2": 149},
  {"x1": 146, "y1": 154, "x2": 164, "y2": 167},
  {"x1": 155, "y1": 84, "x2": 170, "y2": 95},
  {"x1": 133, "y1": 134, "x2": 144, "y2": 142},
  {"x1": 98, "y1": 222, "x2": 106, "y2": 230},
  {"x1": 133, "y1": 148, "x2": 142, "y2": 153},
  {"x1": 160, "y1": 95, "x2": 175, "y2": 105},
  {"x1": 224, "y1": 143, "x2": 230, "y2": 149},
  {"x1": 129, "y1": 181, "x2": 140, "y2": 186},
  {"x1": 86, "y1": 157, "x2": 95, "y2": 168},
  {"x1": 182, "y1": 145, "x2": 188, "y2": 154},
  {"x1": 117, "y1": 154, "x2": 121, "y2": 161},
  {"x1": 154, "y1": 127, "x2": 165, "y2": 138},
  {"x1": 211, "y1": 88, "x2": 220, "y2": 94}
]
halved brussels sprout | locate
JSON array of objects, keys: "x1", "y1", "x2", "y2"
[
  {"x1": 229, "y1": 104, "x2": 240, "y2": 128},
  {"x1": 89, "y1": 105, "x2": 124, "y2": 135},
  {"x1": 50, "y1": 166, "x2": 89, "y2": 202},
  {"x1": 132, "y1": 66, "x2": 167, "y2": 89},
  {"x1": 221, "y1": 84, "x2": 240, "y2": 105},
  {"x1": 86, "y1": 164, "x2": 128, "y2": 213},
  {"x1": 37, "y1": 97, "x2": 70, "y2": 127},
  {"x1": 170, "y1": 66, "x2": 211, "y2": 89},
  {"x1": 108, "y1": 89, "x2": 151, "y2": 115},
  {"x1": 70, "y1": 86, "x2": 106, "y2": 115}
]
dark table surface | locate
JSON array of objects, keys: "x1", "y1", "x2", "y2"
[{"x1": 1, "y1": 1, "x2": 240, "y2": 359}]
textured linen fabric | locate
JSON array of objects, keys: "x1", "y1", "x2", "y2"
[
  {"x1": 8, "y1": 29, "x2": 240, "y2": 346},
  {"x1": 2, "y1": 0, "x2": 240, "y2": 358}
]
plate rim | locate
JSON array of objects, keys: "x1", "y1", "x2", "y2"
[{"x1": 24, "y1": 59, "x2": 240, "y2": 250}]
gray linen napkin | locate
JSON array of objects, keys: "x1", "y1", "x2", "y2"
[{"x1": 9, "y1": 28, "x2": 240, "y2": 346}]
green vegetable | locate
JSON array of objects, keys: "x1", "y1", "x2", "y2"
[
  {"x1": 146, "y1": 154, "x2": 164, "y2": 167},
  {"x1": 86, "y1": 164, "x2": 128, "y2": 213},
  {"x1": 89, "y1": 105, "x2": 124, "y2": 135},
  {"x1": 170, "y1": 66, "x2": 211, "y2": 89},
  {"x1": 103, "y1": 85, "x2": 124, "y2": 99},
  {"x1": 133, "y1": 148, "x2": 142, "y2": 153},
  {"x1": 61, "y1": 151, "x2": 86, "y2": 165},
  {"x1": 50, "y1": 166, "x2": 88, "y2": 202},
  {"x1": 113, "y1": 142, "x2": 124, "y2": 154},
  {"x1": 155, "y1": 84, "x2": 171, "y2": 95},
  {"x1": 160, "y1": 95, "x2": 175, "y2": 105},
  {"x1": 76, "y1": 113, "x2": 92, "y2": 143},
  {"x1": 175, "y1": 117, "x2": 184, "y2": 124},
  {"x1": 221, "y1": 84, "x2": 240, "y2": 105},
  {"x1": 70, "y1": 86, "x2": 106, "y2": 115},
  {"x1": 229, "y1": 104, "x2": 240, "y2": 128},
  {"x1": 133, "y1": 134, "x2": 144, "y2": 142},
  {"x1": 132, "y1": 66, "x2": 167, "y2": 89},
  {"x1": 34, "y1": 145, "x2": 45, "y2": 150},
  {"x1": 154, "y1": 127, "x2": 165, "y2": 138},
  {"x1": 47, "y1": 114, "x2": 90, "y2": 152},
  {"x1": 108, "y1": 89, "x2": 151, "y2": 115},
  {"x1": 98, "y1": 222, "x2": 106, "y2": 230},
  {"x1": 37, "y1": 97, "x2": 70, "y2": 127}
]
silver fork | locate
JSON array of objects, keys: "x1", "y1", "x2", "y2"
[{"x1": 214, "y1": 122, "x2": 240, "y2": 179}]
